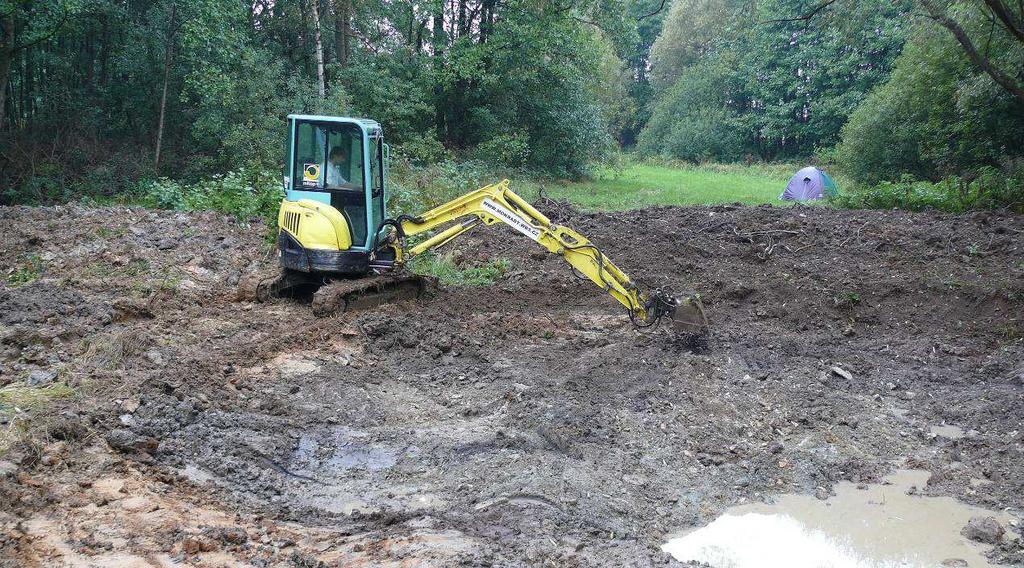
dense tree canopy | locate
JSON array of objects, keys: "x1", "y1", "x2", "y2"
[
  {"x1": 0, "y1": 0, "x2": 660, "y2": 201},
  {"x1": 837, "y1": 9, "x2": 1024, "y2": 184},
  {"x1": 1, "y1": 0, "x2": 1021, "y2": 206},
  {"x1": 640, "y1": 0, "x2": 911, "y2": 161}
]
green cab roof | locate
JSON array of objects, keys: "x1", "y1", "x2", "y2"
[{"x1": 287, "y1": 114, "x2": 381, "y2": 134}]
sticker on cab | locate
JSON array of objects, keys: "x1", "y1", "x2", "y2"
[{"x1": 302, "y1": 163, "x2": 320, "y2": 187}]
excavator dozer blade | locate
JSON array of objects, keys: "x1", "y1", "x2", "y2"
[
  {"x1": 311, "y1": 273, "x2": 434, "y2": 317},
  {"x1": 236, "y1": 268, "x2": 315, "y2": 303},
  {"x1": 667, "y1": 295, "x2": 709, "y2": 336}
]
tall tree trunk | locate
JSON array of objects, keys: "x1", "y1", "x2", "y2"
[
  {"x1": 99, "y1": 16, "x2": 109, "y2": 86},
  {"x1": 310, "y1": 0, "x2": 326, "y2": 102},
  {"x1": 23, "y1": 45, "x2": 31, "y2": 125},
  {"x1": 432, "y1": 2, "x2": 447, "y2": 141},
  {"x1": 154, "y1": 2, "x2": 177, "y2": 174},
  {"x1": 457, "y1": 0, "x2": 467, "y2": 37},
  {"x1": 333, "y1": 0, "x2": 350, "y2": 68},
  {"x1": 0, "y1": 47, "x2": 12, "y2": 130},
  {"x1": 0, "y1": 10, "x2": 15, "y2": 131}
]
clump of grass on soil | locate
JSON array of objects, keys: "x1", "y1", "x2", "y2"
[{"x1": 411, "y1": 252, "x2": 510, "y2": 287}]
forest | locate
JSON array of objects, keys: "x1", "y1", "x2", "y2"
[{"x1": 0, "y1": 0, "x2": 1022, "y2": 211}]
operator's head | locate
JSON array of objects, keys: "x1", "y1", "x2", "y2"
[{"x1": 329, "y1": 146, "x2": 348, "y2": 165}]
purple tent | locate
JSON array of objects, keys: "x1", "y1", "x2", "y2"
[{"x1": 780, "y1": 166, "x2": 839, "y2": 201}]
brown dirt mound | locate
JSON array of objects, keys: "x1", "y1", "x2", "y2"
[{"x1": 0, "y1": 202, "x2": 1022, "y2": 566}]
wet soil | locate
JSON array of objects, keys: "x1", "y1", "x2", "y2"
[{"x1": 0, "y1": 202, "x2": 1022, "y2": 566}]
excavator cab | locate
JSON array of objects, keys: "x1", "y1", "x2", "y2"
[{"x1": 278, "y1": 115, "x2": 389, "y2": 275}]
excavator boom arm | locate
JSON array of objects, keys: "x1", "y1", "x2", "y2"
[{"x1": 385, "y1": 179, "x2": 685, "y2": 325}]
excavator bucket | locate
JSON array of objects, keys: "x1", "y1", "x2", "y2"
[{"x1": 667, "y1": 294, "x2": 709, "y2": 336}]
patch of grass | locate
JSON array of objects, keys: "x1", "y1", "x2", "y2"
[
  {"x1": 833, "y1": 290, "x2": 861, "y2": 309},
  {"x1": 125, "y1": 259, "x2": 151, "y2": 277},
  {"x1": 410, "y1": 252, "x2": 510, "y2": 287},
  {"x1": 81, "y1": 328, "x2": 150, "y2": 370},
  {"x1": 997, "y1": 323, "x2": 1023, "y2": 341},
  {"x1": 543, "y1": 162, "x2": 799, "y2": 210},
  {"x1": 157, "y1": 272, "x2": 182, "y2": 294},
  {"x1": 0, "y1": 383, "x2": 76, "y2": 413},
  {"x1": 94, "y1": 226, "x2": 126, "y2": 239},
  {"x1": 1007, "y1": 288, "x2": 1024, "y2": 304},
  {"x1": 0, "y1": 383, "x2": 77, "y2": 456},
  {"x1": 7, "y1": 254, "x2": 42, "y2": 286},
  {"x1": 80, "y1": 258, "x2": 151, "y2": 280}
]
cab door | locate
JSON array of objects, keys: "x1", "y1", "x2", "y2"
[{"x1": 287, "y1": 119, "x2": 369, "y2": 249}]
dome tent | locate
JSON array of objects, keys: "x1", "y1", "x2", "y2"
[{"x1": 780, "y1": 166, "x2": 839, "y2": 201}]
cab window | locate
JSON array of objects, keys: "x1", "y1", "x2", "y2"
[
  {"x1": 369, "y1": 134, "x2": 385, "y2": 235},
  {"x1": 293, "y1": 121, "x2": 368, "y2": 246}
]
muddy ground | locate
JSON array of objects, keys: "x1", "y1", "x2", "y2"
[{"x1": 0, "y1": 201, "x2": 1022, "y2": 567}]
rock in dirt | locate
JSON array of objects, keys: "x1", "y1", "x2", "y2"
[
  {"x1": 144, "y1": 350, "x2": 164, "y2": 366},
  {"x1": 830, "y1": 366, "x2": 853, "y2": 381},
  {"x1": 26, "y1": 369, "x2": 57, "y2": 386},
  {"x1": 0, "y1": 460, "x2": 17, "y2": 479},
  {"x1": 156, "y1": 238, "x2": 179, "y2": 250},
  {"x1": 961, "y1": 516, "x2": 1005, "y2": 544},
  {"x1": 182, "y1": 536, "x2": 217, "y2": 554},
  {"x1": 941, "y1": 559, "x2": 968, "y2": 567},
  {"x1": 213, "y1": 527, "x2": 248, "y2": 545},
  {"x1": 105, "y1": 429, "x2": 144, "y2": 453}
]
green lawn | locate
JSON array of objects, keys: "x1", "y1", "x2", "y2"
[{"x1": 542, "y1": 163, "x2": 798, "y2": 211}]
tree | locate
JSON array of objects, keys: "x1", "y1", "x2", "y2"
[
  {"x1": 639, "y1": 55, "x2": 746, "y2": 161},
  {"x1": 648, "y1": 0, "x2": 739, "y2": 92},
  {"x1": 309, "y1": 0, "x2": 326, "y2": 102},
  {"x1": 154, "y1": 1, "x2": 182, "y2": 173},
  {"x1": 0, "y1": 0, "x2": 646, "y2": 202},
  {"x1": 640, "y1": 0, "x2": 909, "y2": 160},
  {"x1": 917, "y1": 0, "x2": 1024, "y2": 103},
  {"x1": 837, "y1": 19, "x2": 1024, "y2": 183},
  {"x1": 764, "y1": 0, "x2": 1024, "y2": 104},
  {"x1": 0, "y1": 0, "x2": 73, "y2": 129}
]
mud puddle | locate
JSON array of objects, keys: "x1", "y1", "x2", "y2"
[
  {"x1": 288, "y1": 426, "x2": 404, "y2": 474},
  {"x1": 663, "y1": 469, "x2": 1019, "y2": 568}
]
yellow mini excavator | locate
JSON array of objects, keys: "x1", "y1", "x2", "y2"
[{"x1": 247, "y1": 114, "x2": 707, "y2": 333}]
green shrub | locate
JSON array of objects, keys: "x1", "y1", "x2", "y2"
[
  {"x1": 638, "y1": 57, "x2": 746, "y2": 163},
  {"x1": 137, "y1": 166, "x2": 283, "y2": 225},
  {"x1": 836, "y1": 23, "x2": 1024, "y2": 185},
  {"x1": 662, "y1": 107, "x2": 745, "y2": 163},
  {"x1": 832, "y1": 168, "x2": 1024, "y2": 213},
  {"x1": 139, "y1": 178, "x2": 187, "y2": 210},
  {"x1": 394, "y1": 134, "x2": 451, "y2": 166},
  {"x1": 387, "y1": 159, "x2": 522, "y2": 215}
]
